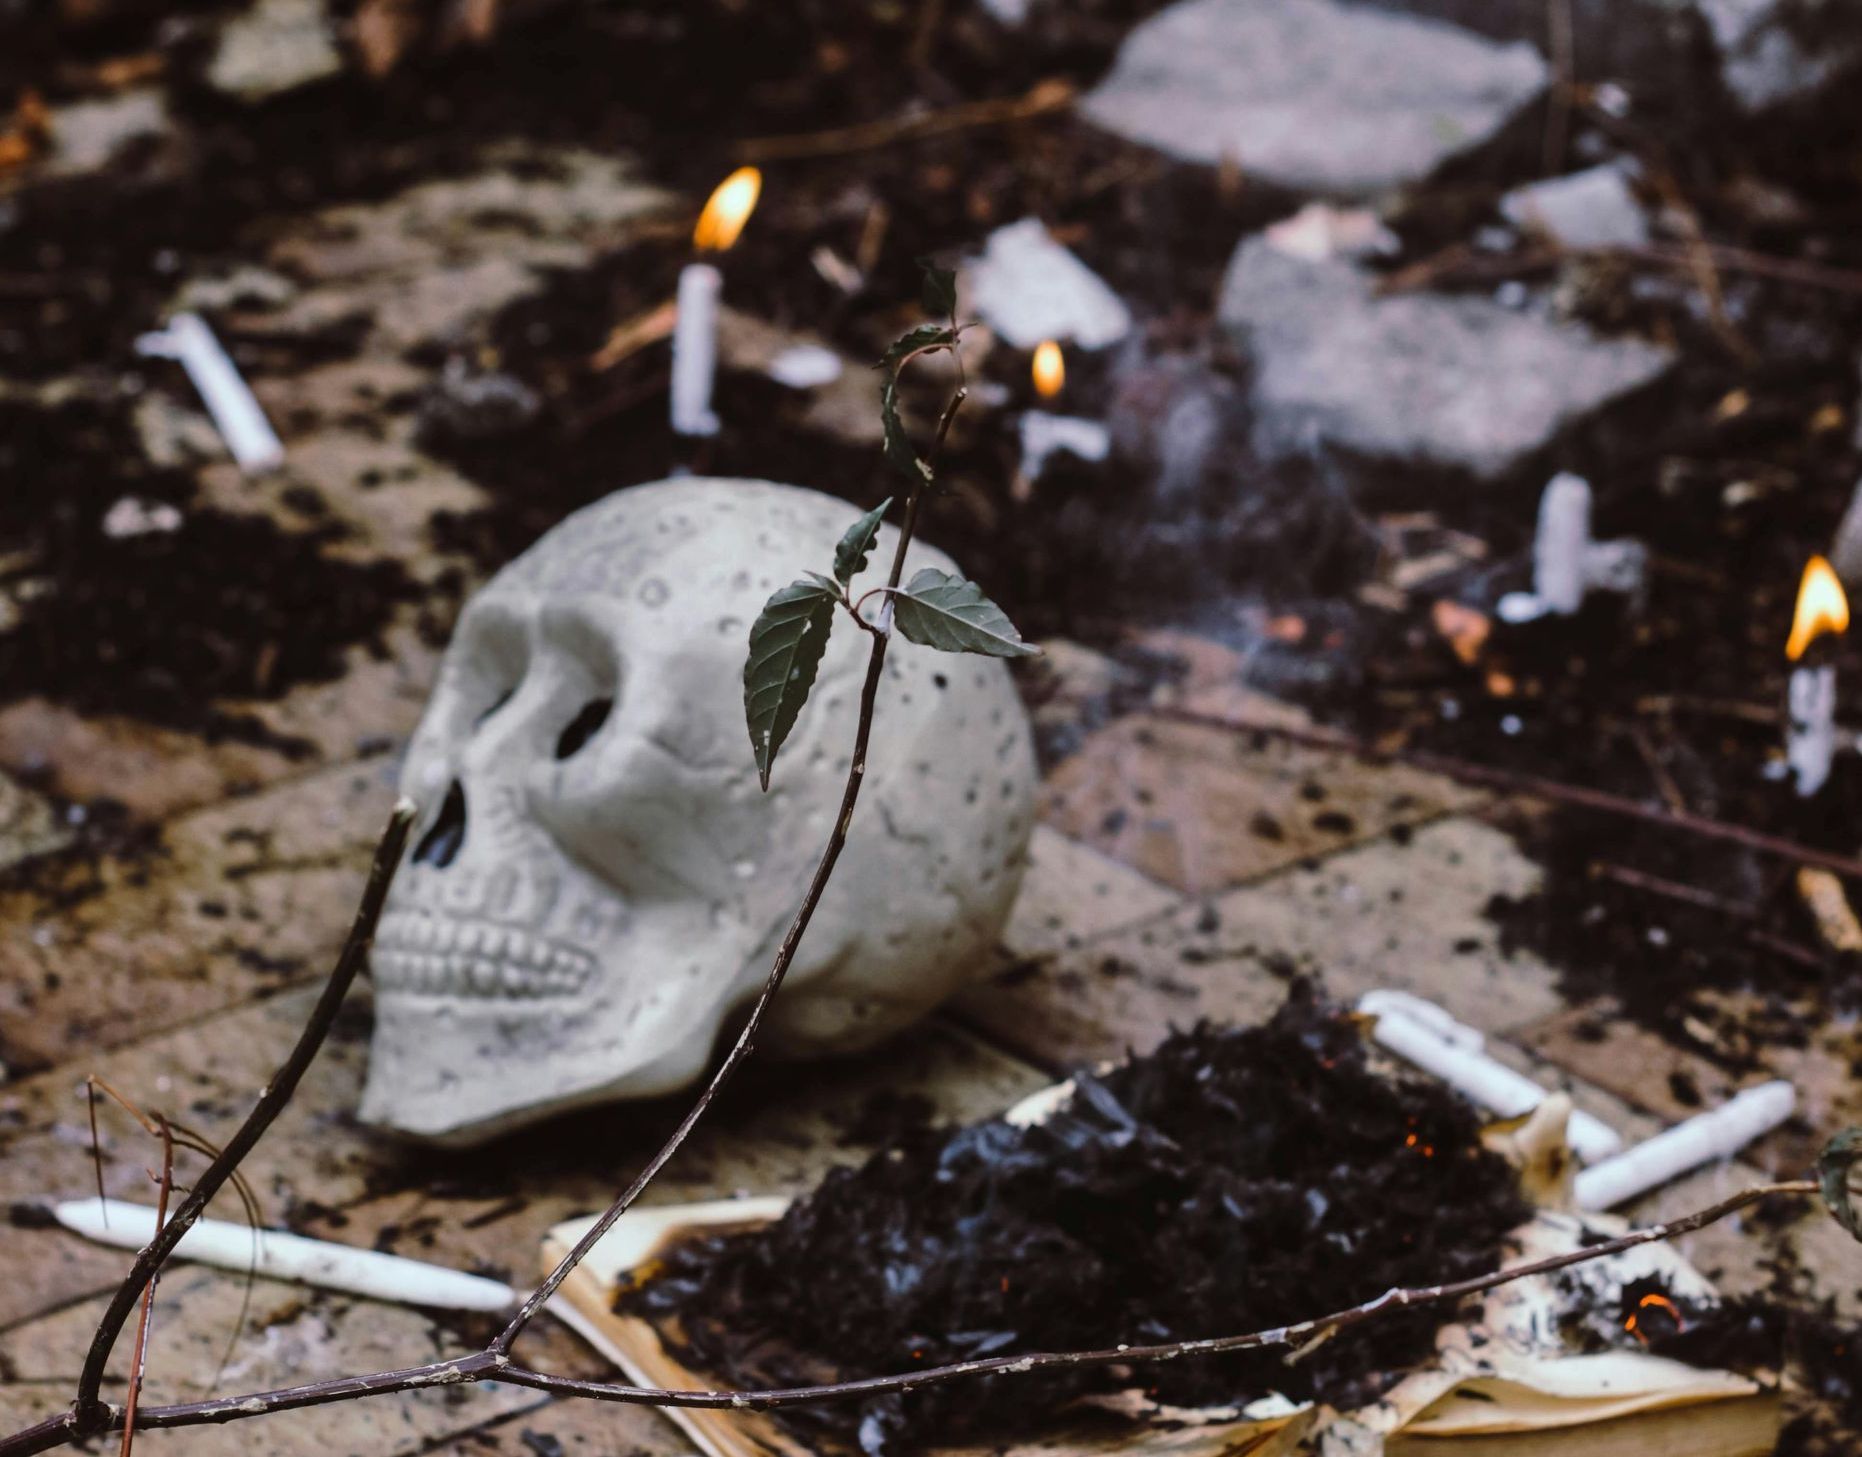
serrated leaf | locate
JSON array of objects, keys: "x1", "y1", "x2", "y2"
[
  {"x1": 1819, "y1": 1127, "x2": 1862, "y2": 1241},
  {"x1": 891, "y1": 567, "x2": 1039, "y2": 658},
  {"x1": 834, "y1": 499, "x2": 892, "y2": 586},
  {"x1": 878, "y1": 323, "x2": 955, "y2": 375},
  {"x1": 918, "y1": 257, "x2": 957, "y2": 319},
  {"x1": 880, "y1": 374, "x2": 930, "y2": 485},
  {"x1": 743, "y1": 579, "x2": 839, "y2": 790},
  {"x1": 875, "y1": 325, "x2": 956, "y2": 486}
]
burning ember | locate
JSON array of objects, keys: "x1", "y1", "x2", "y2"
[
  {"x1": 693, "y1": 166, "x2": 762, "y2": 253},
  {"x1": 1624, "y1": 1290, "x2": 1686, "y2": 1345},
  {"x1": 1031, "y1": 339, "x2": 1064, "y2": 399}
]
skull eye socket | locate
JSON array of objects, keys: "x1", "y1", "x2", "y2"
[{"x1": 554, "y1": 697, "x2": 613, "y2": 759}]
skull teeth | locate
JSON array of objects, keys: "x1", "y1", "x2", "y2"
[{"x1": 372, "y1": 912, "x2": 595, "y2": 999}]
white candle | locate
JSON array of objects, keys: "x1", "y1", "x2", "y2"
[
  {"x1": 1017, "y1": 411, "x2": 1109, "y2": 482},
  {"x1": 1534, "y1": 472, "x2": 1592, "y2": 615},
  {"x1": 54, "y1": 1197, "x2": 518, "y2": 1311},
  {"x1": 1788, "y1": 663, "x2": 1838, "y2": 797},
  {"x1": 1499, "y1": 473, "x2": 1646, "y2": 624},
  {"x1": 1573, "y1": 1081, "x2": 1795, "y2": 1210},
  {"x1": 1363, "y1": 999, "x2": 1623, "y2": 1165},
  {"x1": 669, "y1": 261, "x2": 722, "y2": 439},
  {"x1": 135, "y1": 312, "x2": 284, "y2": 474}
]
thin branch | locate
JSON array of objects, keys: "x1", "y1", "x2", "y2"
[
  {"x1": 1159, "y1": 707, "x2": 1862, "y2": 882},
  {"x1": 491, "y1": 370, "x2": 969, "y2": 1358},
  {"x1": 17, "y1": 1178, "x2": 1812, "y2": 1453},
  {"x1": 117, "y1": 1119, "x2": 174, "y2": 1457},
  {"x1": 70, "y1": 800, "x2": 417, "y2": 1426},
  {"x1": 736, "y1": 79, "x2": 1073, "y2": 163}
]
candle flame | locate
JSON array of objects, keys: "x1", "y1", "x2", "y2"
[
  {"x1": 1786, "y1": 555, "x2": 1848, "y2": 662},
  {"x1": 693, "y1": 167, "x2": 762, "y2": 253},
  {"x1": 1032, "y1": 340, "x2": 1064, "y2": 399}
]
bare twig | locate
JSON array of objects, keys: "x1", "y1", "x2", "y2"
[
  {"x1": 736, "y1": 79, "x2": 1074, "y2": 163},
  {"x1": 1160, "y1": 706, "x2": 1862, "y2": 882},
  {"x1": 69, "y1": 800, "x2": 417, "y2": 1430},
  {"x1": 117, "y1": 1118, "x2": 174, "y2": 1457}
]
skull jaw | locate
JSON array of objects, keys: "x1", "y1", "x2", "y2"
[{"x1": 358, "y1": 993, "x2": 720, "y2": 1146}]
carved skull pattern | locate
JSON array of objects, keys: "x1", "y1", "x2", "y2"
[{"x1": 359, "y1": 478, "x2": 1038, "y2": 1144}]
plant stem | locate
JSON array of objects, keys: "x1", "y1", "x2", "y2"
[
  {"x1": 68, "y1": 800, "x2": 417, "y2": 1429},
  {"x1": 4, "y1": 1178, "x2": 1811, "y2": 1456},
  {"x1": 494, "y1": 379, "x2": 967, "y2": 1357}
]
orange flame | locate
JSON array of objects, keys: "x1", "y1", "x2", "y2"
[
  {"x1": 1032, "y1": 340, "x2": 1064, "y2": 400},
  {"x1": 693, "y1": 167, "x2": 762, "y2": 253},
  {"x1": 1786, "y1": 555, "x2": 1849, "y2": 661}
]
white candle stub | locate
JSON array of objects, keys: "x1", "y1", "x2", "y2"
[
  {"x1": 1359, "y1": 992, "x2": 1623, "y2": 1165},
  {"x1": 135, "y1": 312, "x2": 284, "y2": 475},
  {"x1": 670, "y1": 262, "x2": 722, "y2": 438},
  {"x1": 1018, "y1": 411, "x2": 1110, "y2": 482},
  {"x1": 53, "y1": 1197, "x2": 518, "y2": 1311},
  {"x1": 1498, "y1": 473, "x2": 1646, "y2": 624},
  {"x1": 1787, "y1": 663, "x2": 1837, "y2": 798},
  {"x1": 1573, "y1": 1081, "x2": 1795, "y2": 1211}
]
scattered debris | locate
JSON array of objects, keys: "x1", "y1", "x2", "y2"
[
  {"x1": 623, "y1": 985, "x2": 1529, "y2": 1454},
  {"x1": 206, "y1": 0, "x2": 345, "y2": 103},
  {"x1": 1501, "y1": 163, "x2": 1651, "y2": 250},
  {"x1": 967, "y1": 218, "x2": 1132, "y2": 350}
]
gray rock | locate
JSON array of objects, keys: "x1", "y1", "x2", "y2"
[
  {"x1": 1359, "y1": 0, "x2": 1862, "y2": 115},
  {"x1": 1698, "y1": 0, "x2": 1862, "y2": 112},
  {"x1": 1218, "y1": 237, "x2": 1675, "y2": 487},
  {"x1": 1081, "y1": 0, "x2": 1548, "y2": 196},
  {"x1": 208, "y1": 0, "x2": 343, "y2": 102},
  {"x1": 45, "y1": 91, "x2": 169, "y2": 178},
  {"x1": 1500, "y1": 164, "x2": 1650, "y2": 249}
]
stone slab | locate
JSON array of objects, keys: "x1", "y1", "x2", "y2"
[
  {"x1": 1082, "y1": 0, "x2": 1547, "y2": 195},
  {"x1": 1036, "y1": 711, "x2": 1479, "y2": 895}
]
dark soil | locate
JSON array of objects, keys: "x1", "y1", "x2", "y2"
[
  {"x1": 619, "y1": 984, "x2": 1530, "y2": 1456},
  {"x1": 0, "y1": 398, "x2": 419, "y2": 748}
]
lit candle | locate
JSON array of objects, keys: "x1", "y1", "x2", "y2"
[
  {"x1": 670, "y1": 166, "x2": 761, "y2": 439},
  {"x1": 1784, "y1": 554, "x2": 1849, "y2": 797},
  {"x1": 1015, "y1": 339, "x2": 1108, "y2": 496}
]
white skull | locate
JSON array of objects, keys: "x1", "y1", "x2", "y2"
[{"x1": 360, "y1": 477, "x2": 1038, "y2": 1144}]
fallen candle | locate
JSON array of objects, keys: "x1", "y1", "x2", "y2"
[
  {"x1": 1783, "y1": 554, "x2": 1848, "y2": 797},
  {"x1": 1572, "y1": 1081, "x2": 1796, "y2": 1210},
  {"x1": 1361, "y1": 995, "x2": 1623, "y2": 1164},
  {"x1": 54, "y1": 1197, "x2": 518, "y2": 1311},
  {"x1": 670, "y1": 166, "x2": 761, "y2": 439},
  {"x1": 135, "y1": 312, "x2": 284, "y2": 474}
]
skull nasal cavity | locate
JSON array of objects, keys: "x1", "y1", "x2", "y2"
[
  {"x1": 554, "y1": 698, "x2": 613, "y2": 759},
  {"x1": 412, "y1": 782, "x2": 468, "y2": 868}
]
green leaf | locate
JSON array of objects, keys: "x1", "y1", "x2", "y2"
[
  {"x1": 918, "y1": 257, "x2": 957, "y2": 320},
  {"x1": 833, "y1": 499, "x2": 892, "y2": 587},
  {"x1": 875, "y1": 325, "x2": 956, "y2": 486},
  {"x1": 890, "y1": 567, "x2": 1039, "y2": 658},
  {"x1": 1819, "y1": 1127, "x2": 1862, "y2": 1241},
  {"x1": 880, "y1": 374, "x2": 929, "y2": 485},
  {"x1": 743, "y1": 579, "x2": 839, "y2": 790}
]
